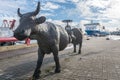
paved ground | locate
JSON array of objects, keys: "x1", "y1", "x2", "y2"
[
  {"x1": 0, "y1": 46, "x2": 37, "y2": 60},
  {"x1": 0, "y1": 37, "x2": 120, "y2": 80}
]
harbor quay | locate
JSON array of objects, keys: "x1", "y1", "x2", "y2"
[{"x1": 0, "y1": 37, "x2": 120, "y2": 80}]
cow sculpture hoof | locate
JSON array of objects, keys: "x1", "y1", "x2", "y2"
[
  {"x1": 32, "y1": 75, "x2": 40, "y2": 80},
  {"x1": 55, "y1": 69, "x2": 61, "y2": 73},
  {"x1": 78, "y1": 50, "x2": 81, "y2": 54},
  {"x1": 33, "y1": 71, "x2": 41, "y2": 80},
  {"x1": 78, "y1": 52, "x2": 81, "y2": 54},
  {"x1": 73, "y1": 51, "x2": 76, "y2": 53},
  {"x1": 32, "y1": 76, "x2": 40, "y2": 80}
]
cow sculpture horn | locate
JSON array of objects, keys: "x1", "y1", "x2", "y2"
[
  {"x1": 17, "y1": 2, "x2": 40, "y2": 17},
  {"x1": 32, "y1": 2, "x2": 40, "y2": 16},
  {"x1": 17, "y1": 8, "x2": 22, "y2": 17}
]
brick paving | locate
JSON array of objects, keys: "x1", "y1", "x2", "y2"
[{"x1": 0, "y1": 37, "x2": 120, "y2": 80}]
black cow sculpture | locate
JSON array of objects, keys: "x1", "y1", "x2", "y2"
[
  {"x1": 65, "y1": 24, "x2": 83, "y2": 54},
  {"x1": 14, "y1": 2, "x2": 69, "y2": 79}
]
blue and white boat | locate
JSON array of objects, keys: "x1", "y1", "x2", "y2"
[{"x1": 84, "y1": 22, "x2": 108, "y2": 36}]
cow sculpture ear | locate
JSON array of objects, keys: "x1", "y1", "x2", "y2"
[{"x1": 35, "y1": 16, "x2": 46, "y2": 24}]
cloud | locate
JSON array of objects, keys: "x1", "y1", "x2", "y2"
[
  {"x1": 51, "y1": 0, "x2": 67, "y2": 3},
  {"x1": 47, "y1": 19, "x2": 65, "y2": 26},
  {"x1": 0, "y1": 0, "x2": 27, "y2": 24},
  {"x1": 102, "y1": 19, "x2": 120, "y2": 30},
  {"x1": 58, "y1": 0, "x2": 120, "y2": 31},
  {"x1": 42, "y1": 2, "x2": 60, "y2": 11},
  {"x1": 1, "y1": 0, "x2": 120, "y2": 30},
  {"x1": 68, "y1": 0, "x2": 80, "y2": 3},
  {"x1": 87, "y1": 0, "x2": 109, "y2": 8},
  {"x1": 102, "y1": 0, "x2": 120, "y2": 19},
  {"x1": 38, "y1": 13, "x2": 52, "y2": 17},
  {"x1": 64, "y1": 0, "x2": 120, "y2": 29},
  {"x1": 47, "y1": 20, "x2": 79, "y2": 31}
]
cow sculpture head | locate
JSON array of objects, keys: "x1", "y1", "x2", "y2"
[{"x1": 14, "y1": 2, "x2": 46, "y2": 40}]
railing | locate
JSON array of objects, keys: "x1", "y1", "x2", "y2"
[
  {"x1": 0, "y1": 37, "x2": 30, "y2": 45},
  {"x1": 0, "y1": 37, "x2": 17, "y2": 42}
]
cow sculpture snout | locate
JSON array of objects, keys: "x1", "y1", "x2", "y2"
[{"x1": 14, "y1": 32, "x2": 27, "y2": 40}]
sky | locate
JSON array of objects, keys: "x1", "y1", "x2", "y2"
[{"x1": 0, "y1": 0, "x2": 120, "y2": 31}]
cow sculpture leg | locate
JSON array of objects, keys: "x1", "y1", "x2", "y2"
[
  {"x1": 78, "y1": 42, "x2": 82, "y2": 54},
  {"x1": 73, "y1": 44, "x2": 76, "y2": 53},
  {"x1": 33, "y1": 49, "x2": 45, "y2": 79},
  {"x1": 52, "y1": 45, "x2": 61, "y2": 73},
  {"x1": 74, "y1": 42, "x2": 82, "y2": 54}
]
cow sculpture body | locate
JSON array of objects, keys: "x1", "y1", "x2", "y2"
[
  {"x1": 14, "y1": 2, "x2": 69, "y2": 79},
  {"x1": 72, "y1": 28, "x2": 83, "y2": 54}
]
